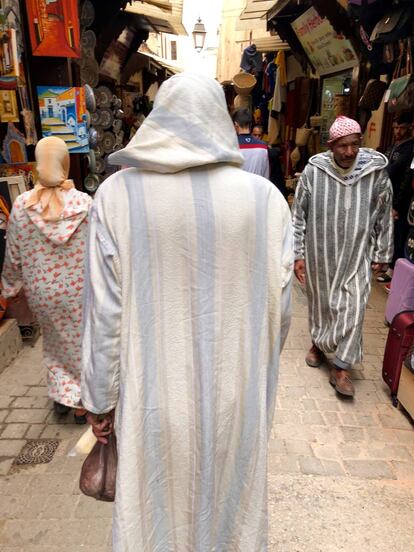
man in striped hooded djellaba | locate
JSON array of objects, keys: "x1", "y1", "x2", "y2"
[{"x1": 292, "y1": 116, "x2": 393, "y2": 398}]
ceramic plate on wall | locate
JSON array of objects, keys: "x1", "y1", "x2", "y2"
[
  {"x1": 95, "y1": 86, "x2": 112, "y2": 108},
  {"x1": 98, "y1": 108, "x2": 114, "y2": 129},
  {"x1": 84, "y1": 173, "x2": 100, "y2": 193},
  {"x1": 102, "y1": 131, "x2": 116, "y2": 153},
  {"x1": 84, "y1": 84, "x2": 96, "y2": 113}
]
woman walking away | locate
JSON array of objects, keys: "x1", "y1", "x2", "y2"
[{"x1": 1, "y1": 136, "x2": 92, "y2": 423}]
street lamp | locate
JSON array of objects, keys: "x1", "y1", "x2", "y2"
[{"x1": 192, "y1": 17, "x2": 206, "y2": 53}]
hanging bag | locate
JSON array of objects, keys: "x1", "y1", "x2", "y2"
[
  {"x1": 387, "y1": 40, "x2": 414, "y2": 113},
  {"x1": 358, "y1": 79, "x2": 387, "y2": 110},
  {"x1": 79, "y1": 431, "x2": 117, "y2": 502}
]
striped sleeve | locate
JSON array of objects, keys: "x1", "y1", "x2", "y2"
[
  {"x1": 372, "y1": 174, "x2": 394, "y2": 263},
  {"x1": 291, "y1": 171, "x2": 310, "y2": 261},
  {"x1": 280, "y1": 201, "x2": 293, "y2": 349},
  {"x1": 81, "y1": 195, "x2": 122, "y2": 414}
]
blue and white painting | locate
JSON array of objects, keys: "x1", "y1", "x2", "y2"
[{"x1": 37, "y1": 86, "x2": 89, "y2": 153}]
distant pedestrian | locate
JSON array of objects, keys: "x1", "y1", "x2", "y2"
[
  {"x1": 292, "y1": 116, "x2": 393, "y2": 398},
  {"x1": 377, "y1": 112, "x2": 414, "y2": 283},
  {"x1": 1, "y1": 137, "x2": 92, "y2": 422},
  {"x1": 233, "y1": 108, "x2": 270, "y2": 178}
]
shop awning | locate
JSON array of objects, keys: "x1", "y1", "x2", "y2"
[
  {"x1": 266, "y1": 0, "x2": 291, "y2": 20},
  {"x1": 125, "y1": 0, "x2": 187, "y2": 35},
  {"x1": 254, "y1": 35, "x2": 289, "y2": 52},
  {"x1": 121, "y1": 45, "x2": 182, "y2": 85},
  {"x1": 236, "y1": 0, "x2": 289, "y2": 50}
]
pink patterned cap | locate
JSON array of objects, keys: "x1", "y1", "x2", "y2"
[{"x1": 328, "y1": 116, "x2": 362, "y2": 143}]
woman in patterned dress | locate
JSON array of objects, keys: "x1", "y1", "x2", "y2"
[{"x1": 2, "y1": 137, "x2": 92, "y2": 422}]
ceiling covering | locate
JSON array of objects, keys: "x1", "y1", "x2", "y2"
[
  {"x1": 239, "y1": 0, "x2": 277, "y2": 21},
  {"x1": 125, "y1": 0, "x2": 187, "y2": 35}
]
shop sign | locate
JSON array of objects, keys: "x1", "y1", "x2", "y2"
[{"x1": 291, "y1": 6, "x2": 358, "y2": 76}]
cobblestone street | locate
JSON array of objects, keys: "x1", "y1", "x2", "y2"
[{"x1": 1, "y1": 282, "x2": 414, "y2": 551}]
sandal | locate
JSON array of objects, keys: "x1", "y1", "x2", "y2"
[{"x1": 376, "y1": 272, "x2": 392, "y2": 283}]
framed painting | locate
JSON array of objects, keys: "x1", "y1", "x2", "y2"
[
  {"x1": 0, "y1": 29, "x2": 19, "y2": 78},
  {"x1": 0, "y1": 162, "x2": 36, "y2": 190},
  {"x1": 37, "y1": 86, "x2": 89, "y2": 153},
  {"x1": 6, "y1": 175, "x2": 26, "y2": 204},
  {"x1": 0, "y1": 90, "x2": 19, "y2": 122},
  {"x1": 26, "y1": 0, "x2": 80, "y2": 58}
]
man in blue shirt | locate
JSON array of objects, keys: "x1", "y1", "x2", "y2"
[{"x1": 233, "y1": 108, "x2": 269, "y2": 178}]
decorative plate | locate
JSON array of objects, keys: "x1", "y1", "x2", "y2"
[
  {"x1": 84, "y1": 84, "x2": 96, "y2": 113},
  {"x1": 86, "y1": 149, "x2": 96, "y2": 173},
  {"x1": 84, "y1": 173, "x2": 100, "y2": 193},
  {"x1": 81, "y1": 58, "x2": 99, "y2": 88},
  {"x1": 96, "y1": 127, "x2": 104, "y2": 142},
  {"x1": 112, "y1": 119, "x2": 122, "y2": 132},
  {"x1": 88, "y1": 127, "x2": 98, "y2": 148},
  {"x1": 95, "y1": 86, "x2": 112, "y2": 108},
  {"x1": 98, "y1": 108, "x2": 114, "y2": 129},
  {"x1": 95, "y1": 157, "x2": 106, "y2": 174},
  {"x1": 102, "y1": 131, "x2": 116, "y2": 153}
]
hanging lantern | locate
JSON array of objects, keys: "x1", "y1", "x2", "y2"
[{"x1": 192, "y1": 17, "x2": 206, "y2": 53}]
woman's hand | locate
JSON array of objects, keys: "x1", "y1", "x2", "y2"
[{"x1": 86, "y1": 410, "x2": 114, "y2": 444}]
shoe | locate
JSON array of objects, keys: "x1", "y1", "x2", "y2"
[
  {"x1": 54, "y1": 401, "x2": 71, "y2": 415},
  {"x1": 384, "y1": 283, "x2": 391, "y2": 294},
  {"x1": 376, "y1": 272, "x2": 392, "y2": 283},
  {"x1": 305, "y1": 344, "x2": 325, "y2": 367},
  {"x1": 329, "y1": 368, "x2": 355, "y2": 397},
  {"x1": 74, "y1": 414, "x2": 87, "y2": 425}
]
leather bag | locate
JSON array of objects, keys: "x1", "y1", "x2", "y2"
[
  {"x1": 79, "y1": 432, "x2": 117, "y2": 502},
  {"x1": 387, "y1": 41, "x2": 414, "y2": 113},
  {"x1": 358, "y1": 79, "x2": 387, "y2": 110},
  {"x1": 370, "y1": 7, "x2": 412, "y2": 44}
]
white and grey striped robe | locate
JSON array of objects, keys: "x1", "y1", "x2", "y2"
[
  {"x1": 292, "y1": 148, "x2": 393, "y2": 368},
  {"x1": 81, "y1": 72, "x2": 293, "y2": 552}
]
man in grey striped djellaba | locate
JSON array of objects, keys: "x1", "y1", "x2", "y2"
[{"x1": 292, "y1": 116, "x2": 393, "y2": 398}]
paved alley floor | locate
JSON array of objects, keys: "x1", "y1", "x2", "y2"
[{"x1": 1, "y1": 282, "x2": 414, "y2": 551}]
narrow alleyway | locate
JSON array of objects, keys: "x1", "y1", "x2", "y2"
[{"x1": 0, "y1": 282, "x2": 414, "y2": 551}]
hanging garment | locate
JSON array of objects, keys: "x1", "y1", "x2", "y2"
[
  {"x1": 240, "y1": 44, "x2": 263, "y2": 75},
  {"x1": 81, "y1": 72, "x2": 293, "y2": 552}
]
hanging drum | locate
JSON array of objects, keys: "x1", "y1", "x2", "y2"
[
  {"x1": 81, "y1": 30, "x2": 96, "y2": 52},
  {"x1": 81, "y1": 0, "x2": 95, "y2": 27}
]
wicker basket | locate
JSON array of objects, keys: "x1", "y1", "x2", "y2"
[
  {"x1": 295, "y1": 126, "x2": 312, "y2": 147},
  {"x1": 310, "y1": 114, "x2": 323, "y2": 127},
  {"x1": 233, "y1": 94, "x2": 250, "y2": 109},
  {"x1": 233, "y1": 72, "x2": 257, "y2": 95}
]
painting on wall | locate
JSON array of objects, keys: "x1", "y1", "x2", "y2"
[
  {"x1": 37, "y1": 86, "x2": 89, "y2": 153},
  {"x1": 0, "y1": 90, "x2": 19, "y2": 122},
  {"x1": 0, "y1": 29, "x2": 19, "y2": 77},
  {"x1": 26, "y1": 0, "x2": 80, "y2": 58}
]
